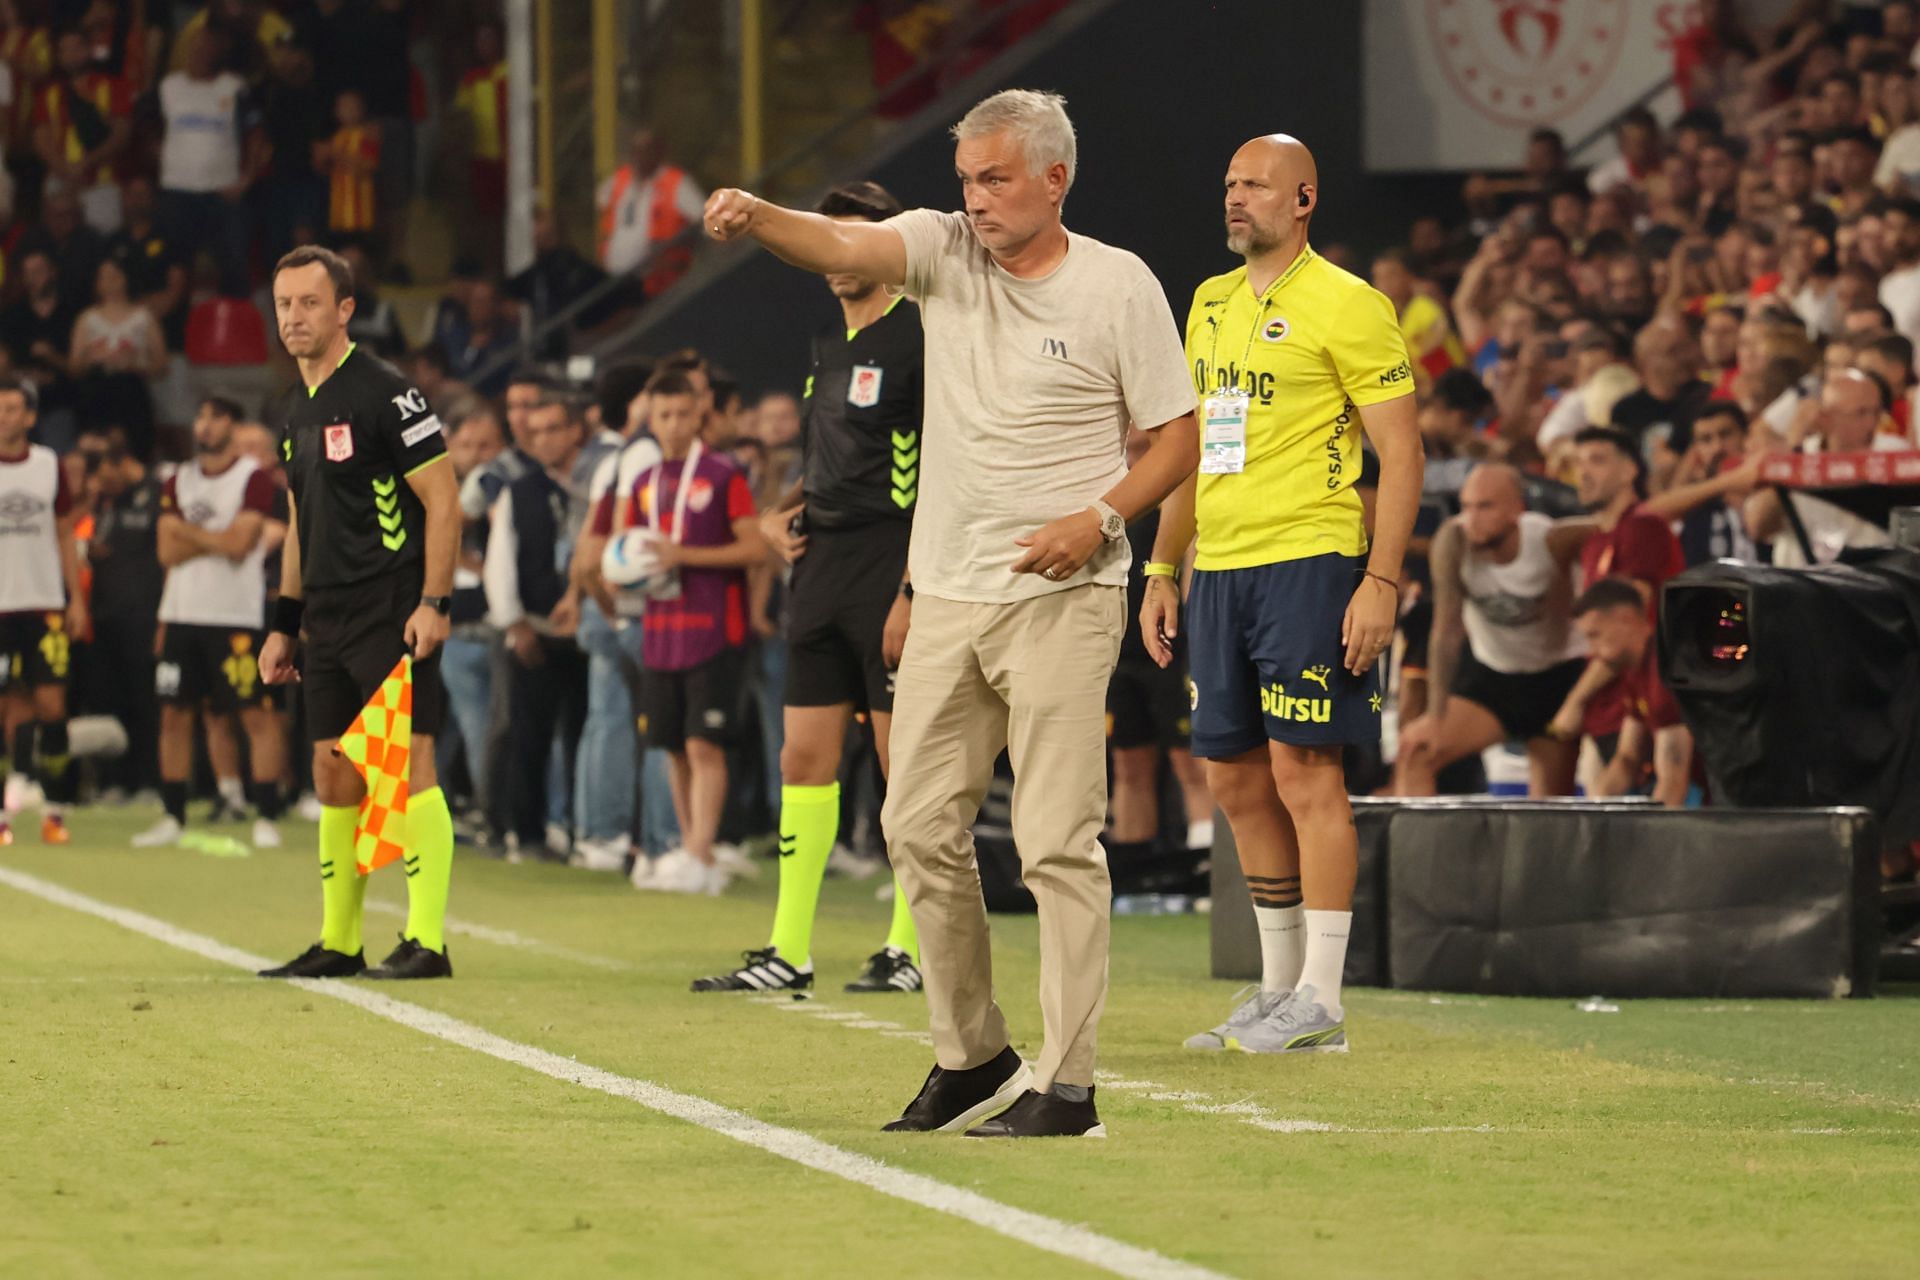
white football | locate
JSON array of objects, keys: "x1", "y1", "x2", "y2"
[{"x1": 601, "y1": 528, "x2": 669, "y2": 594}]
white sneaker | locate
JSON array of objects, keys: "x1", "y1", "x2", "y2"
[
  {"x1": 295, "y1": 792, "x2": 323, "y2": 822},
  {"x1": 827, "y1": 843, "x2": 883, "y2": 880},
  {"x1": 1187, "y1": 818, "x2": 1216, "y2": 850},
  {"x1": 628, "y1": 851, "x2": 660, "y2": 889},
  {"x1": 713, "y1": 842, "x2": 759, "y2": 881},
  {"x1": 651, "y1": 848, "x2": 716, "y2": 894},
  {"x1": 571, "y1": 836, "x2": 629, "y2": 873},
  {"x1": 874, "y1": 878, "x2": 895, "y2": 902},
  {"x1": 545, "y1": 822, "x2": 572, "y2": 859},
  {"x1": 251, "y1": 818, "x2": 282, "y2": 849},
  {"x1": 131, "y1": 816, "x2": 183, "y2": 848},
  {"x1": 705, "y1": 860, "x2": 733, "y2": 896},
  {"x1": 5, "y1": 773, "x2": 43, "y2": 813}
]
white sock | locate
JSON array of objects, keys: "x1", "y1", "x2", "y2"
[
  {"x1": 1253, "y1": 903, "x2": 1305, "y2": 994},
  {"x1": 1186, "y1": 818, "x2": 1215, "y2": 850},
  {"x1": 217, "y1": 776, "x2": 245, "y2": 808},
  {"x1": 1298, "y1": 909, "x2": 1352, "y2": 1013}
]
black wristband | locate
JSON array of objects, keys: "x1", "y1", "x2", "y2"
[{"x1": 270, "y1": 595, "x2": 305, "y2": 636}]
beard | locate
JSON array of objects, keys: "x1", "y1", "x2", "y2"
[
  {"x1": 194, "y1": 432, "x2": 230, "y2": 456},
  {"x1": 1226, "y1": 219, "x2": 1282, "y2": 257}
]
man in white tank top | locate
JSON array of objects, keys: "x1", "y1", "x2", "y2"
[
  {"x1": 1395, "y1": 464, "x2": 1592, "y2": 796},
  {"x1": 0, "y1": 376, "x2": 87, "y2": 846},
  {"x1": 134, "y1": 396, "x2": 287, "y2": 852}
]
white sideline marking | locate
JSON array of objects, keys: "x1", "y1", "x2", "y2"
[
  {"x1": 0, "y1": 866, "x2": 1226, "y2": 1280},
  {"x1": 364, "y1": 899, "x2": 633, "y2": 972}
]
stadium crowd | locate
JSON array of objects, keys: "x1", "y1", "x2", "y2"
[{"x1": 8, "y1": 0, "x2": 1920, "y2": 890}]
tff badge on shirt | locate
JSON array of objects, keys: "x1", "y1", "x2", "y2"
[
  {"x1": 849, "y1": 364, "x2": 883, "y2": 408},
  {"x1": 324, "y1": 423, "x2": 354, "y2": 462}
]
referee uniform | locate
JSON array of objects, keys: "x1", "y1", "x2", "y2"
[
  {"x1": 259, "y1": 338, "x2": 457, "y2": 982},
  {"x1": 786, "y1": 295, "x2": 922, "y2": 714},
  {"x1": 1184, "y1": 247, "x2": 1411, "y2": 755},
  {"x1": 277, "y1": 344, "x2": 448, "y2": 743}
]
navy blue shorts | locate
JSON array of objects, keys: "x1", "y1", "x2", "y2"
[{"x1": 1186, "y1": 553, "x2": 1382, "y2": 757}]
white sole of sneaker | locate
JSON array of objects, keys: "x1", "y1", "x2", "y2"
[{"x1": 935, "y1": 1062, "x2": 1034, "y2": 1134}]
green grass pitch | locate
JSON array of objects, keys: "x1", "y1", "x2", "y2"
[{"x1": 3, "y1": 808, "x2": 1916, "y2": 1278}]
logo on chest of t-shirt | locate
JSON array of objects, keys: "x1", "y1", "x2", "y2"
[
  {"x1": 1261, "y1": 317, "x2": 1290, "y2": 343},
  {"x1": 686, "y1": 477, "x2": 715, "y2": 514},
  {"x1": 185, "y1": 500, "x2": 218, "y2": 526},
  {"x1": 0, "y1": 490, "x2": 48, "y2": 524},
  {"x1": 849, "y1": 365, "x2": 883, "y2": 408},
  {"x1": 324, "y1": 424, "x2": 354, "y2": 462}
]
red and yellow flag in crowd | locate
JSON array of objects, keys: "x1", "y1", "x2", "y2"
[{"x1": 334, "y1": 657, "x2": 413, "y2": 874}]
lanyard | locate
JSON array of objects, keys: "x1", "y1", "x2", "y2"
[
  {"x1": 644, "y1": 439, "x2": 703, "y2": 546},
  {"x1": 1206, "y1": 246, "x2": 1315, "y2": 393}
]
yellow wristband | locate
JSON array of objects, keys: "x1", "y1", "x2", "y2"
[{"x1": 1143, "y1": 562, "x2": 1179, "y2": 578}]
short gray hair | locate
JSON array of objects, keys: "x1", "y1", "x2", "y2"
[{"x1": 952, "y1": 89, "x2": 1077, "y2": 192}]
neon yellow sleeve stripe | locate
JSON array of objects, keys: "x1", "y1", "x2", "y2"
[{"x1": 404, "y1": 454, "x2": 449, "y2": 478}]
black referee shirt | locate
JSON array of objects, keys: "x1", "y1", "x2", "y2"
[
  {"x1": 276, "y1": 344, "x2": 448, "y2": 590},
  {"x1": 800, "y1": 296, "x2": 923, "y2": 530}
]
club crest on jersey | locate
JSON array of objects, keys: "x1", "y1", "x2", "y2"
[
  {"x1": 686, "y1": 477, "x2": 715, "y2": 514},
  {"x1": 1261, "y1": 317, "x2": 1290, "y2": 343},
  {"x1": 324, "y1": 423, "x2": 354, "y2": 462},
  {"x1": 849, "y1": 364, "x2": 883, "y2": 408}
]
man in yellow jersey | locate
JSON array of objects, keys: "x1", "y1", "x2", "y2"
[{"x1": 1143, "y1": 135, "x2": 1422, "y2": 1054}]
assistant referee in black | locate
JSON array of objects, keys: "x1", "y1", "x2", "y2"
[
  {"x1": 257, "y1": 245, "x2": 461, "y2": 981},
  {"x1": 691, "y1": 180, "x2": 927, "y2": 996}
]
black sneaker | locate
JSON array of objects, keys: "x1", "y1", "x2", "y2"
[
  {"x1": 966, "y1": 1087, "x2": 1106, "y2": 1139},
  {"x1": 258, "y1": 942, "x2": 366, "y2": 979},
  {"x1": 361, "y1": 935, "x2": 453, "y2": 980},
  {"x1": 844, "y1": 947, "x2": 923, "y2": 993},
  {"x1": 691, "y1": 946, "x2": 813, "y2": 993},
  {"x1": 882, "y1": 1045, "x2": 1032, "y2": 1134}
]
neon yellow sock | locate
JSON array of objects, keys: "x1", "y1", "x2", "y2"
[
  {"x1": 883, "y1": 874, "x2": 919, "y2": 963},
  {"x1": 318, "y1": 805, "x2": 366, "y2": 955},
  {"x1": 767, "y1": 782, "x2": 838, "y2": 965},
  {"x1": 402, "y1": 786, "x2": 454, "y2": 953}
]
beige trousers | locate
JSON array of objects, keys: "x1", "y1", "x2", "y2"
[{"x1": 881, "y1": 584, "x2": 1123, "y2": 1090}]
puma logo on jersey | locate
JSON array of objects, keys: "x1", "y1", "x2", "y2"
[{"x1": 1300, "y1": 664, "x2": 1331, "y2": 691}]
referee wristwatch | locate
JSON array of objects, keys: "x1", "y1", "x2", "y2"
[
  {"x1": 1090, "y1": 500, "x2": 1125, "y2": 542},
  {"x1": 421, "y1": 595, "x2": 453, "y2": 616}
]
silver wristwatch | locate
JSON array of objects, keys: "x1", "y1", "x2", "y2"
[{"x1": 1090, "y1": 499, "x2": 1125, "y2": 543}]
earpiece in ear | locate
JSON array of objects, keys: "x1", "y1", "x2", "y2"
[{"x1": 1297, "y1": 184, "x2": 1311, "y2": 208}]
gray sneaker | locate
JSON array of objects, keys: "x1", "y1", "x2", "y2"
[
  {"x1": 1225, "y1": 983, "x2": 1347, "y2": 1054},
  {"x1": 1183, "y1": 985, "x2": 1290, "y2": 1051}
]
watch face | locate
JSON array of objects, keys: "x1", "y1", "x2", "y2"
[{"x1": 1104, "y1": 513, "x2": 1125, "y2": 539}]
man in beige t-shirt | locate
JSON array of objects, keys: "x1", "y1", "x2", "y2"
[{"x1": 705, "y1": 89, "x2": 1199, "y2": 1138}]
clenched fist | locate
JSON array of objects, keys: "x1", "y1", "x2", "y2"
[{"x1": 703, "y1": 188, "x2": 760, "y2": 242}]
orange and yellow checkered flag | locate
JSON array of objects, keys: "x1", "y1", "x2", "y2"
[{"x1": 334, "y1": 656, "x2": 413, "y2": 875}]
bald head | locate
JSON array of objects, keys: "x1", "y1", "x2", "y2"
[
  {"x1": 1820, "y1": 365, "x2": 1886, "y2": 450},
  {"x1": 1458, "y1": 463, "x2": 1526, "y2": 551},
  {"x1": 1224, "y1": 134, "x2": 1318, "y2": 259}
]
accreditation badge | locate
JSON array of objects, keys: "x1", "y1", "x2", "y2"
[{"x1": 1200, "y1": 394, "x2": 1249, "y2": 475}]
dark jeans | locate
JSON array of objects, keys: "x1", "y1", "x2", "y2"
[
  {"x1": 503, "y1": 636, "x2": 587, "y2": 846},
  {"x1": 159, "y1": 188, "x2": 251, "y2": 298}
]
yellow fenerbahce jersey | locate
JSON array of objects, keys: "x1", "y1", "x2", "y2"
[{"x1": 1184, "y1": 246, "x2": 1413, "y2": 570}]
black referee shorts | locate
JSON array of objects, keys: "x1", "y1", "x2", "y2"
[
  {"x1": 785, "y1": 520, "x2": 910, "y2": 714},
  {"x1": 301, "y1": 570, "x2": 446, "y2": 743},
  {"x1": 1107, "y1": 656, "x2": 1192, "y2": 751}
]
